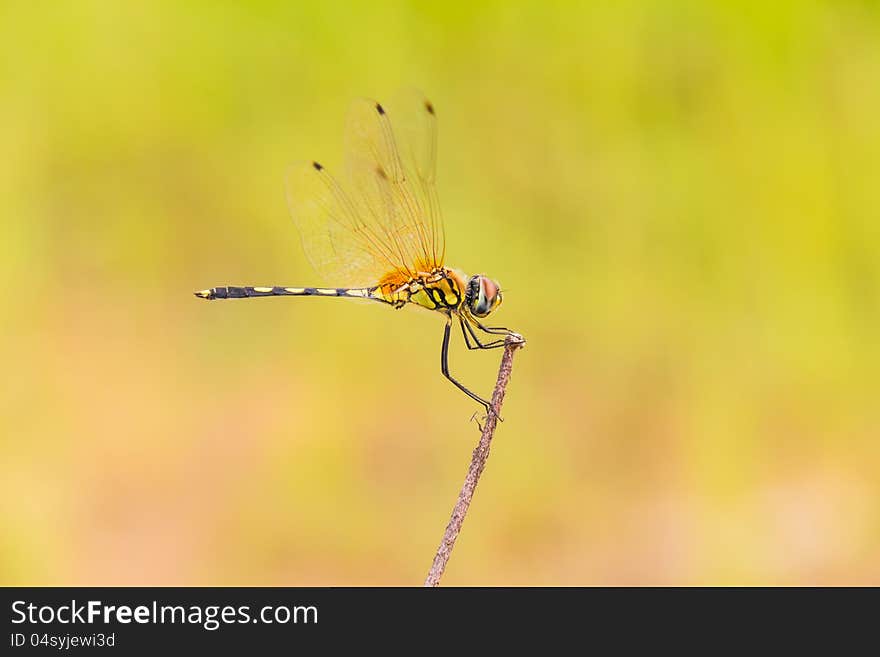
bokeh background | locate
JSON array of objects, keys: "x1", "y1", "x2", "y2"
[{"x1": 2, "y1": 0, "x2": 878, "y2": 585}]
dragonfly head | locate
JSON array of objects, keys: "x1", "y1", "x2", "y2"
[{"x1": 465, "y1": 275, "x2": 503, "y2": 318}]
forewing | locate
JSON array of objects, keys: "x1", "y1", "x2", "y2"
[
  {"x1": 285, "y1": 93, "x2": 445, "y2": 287},
  {"x1": 344, "y1": 95, "x2": 444, "y2": 277},
  {"x1": 387, "y1": 89, "x2": 444, "y2": 268}
]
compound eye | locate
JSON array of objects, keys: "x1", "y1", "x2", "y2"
[{"x1": 469, "y1": 276, "x2": 500, "y2": 317}]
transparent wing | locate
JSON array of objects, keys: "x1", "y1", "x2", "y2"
[
  {"x1": 285, "y1": 160, "x2": 408, "y2": 286},
  {"x1": 387, "y1": 89, "x2": 444, "y2": 269},
  {"x1": 285, "y1": 93, "x2": 444, "y2": 288},
  {"x1": 345, "y1": 92, "x2": 445, "y2": 276}
]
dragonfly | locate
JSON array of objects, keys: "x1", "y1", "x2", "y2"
[{"x1": 195, "y1": 92, "x2": 515, "y2": 415}]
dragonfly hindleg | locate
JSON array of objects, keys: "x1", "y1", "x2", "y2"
[{"x1": 440, "y1": 317, "x2": 500, "y2": 418}]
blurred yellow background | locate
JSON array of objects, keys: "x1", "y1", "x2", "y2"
[{"x1": 2, "y1": 0, "x2": 878, "y2": 585}]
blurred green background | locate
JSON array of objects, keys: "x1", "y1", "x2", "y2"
[{"x1": 2, "y1": 0, "x2": 878, "y2": 585}]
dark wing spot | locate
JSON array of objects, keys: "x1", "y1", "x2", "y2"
[
  {"x1": 424, "y1": 100, "x2": 435, "y2": 115},
  {"x1": 312, "y1": 161, "x2": 323, "y2": 171},
  {"x1": 376, "y1": 165, "x2": 388, "y2": 180},
  {"x1": 375, "y1": 102, "x2": 385, "y2": 115}
]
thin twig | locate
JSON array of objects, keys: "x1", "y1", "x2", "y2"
[{"x1": 424, "y1": 332, "x2": 526, "y2": 586}]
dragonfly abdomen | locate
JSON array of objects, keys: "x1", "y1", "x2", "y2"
[{"x1": 194, "y1": 286, "x2": 380, "y2": 301}]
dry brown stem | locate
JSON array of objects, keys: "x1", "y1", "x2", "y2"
[{"x1": 424, "y1": 332, "x2": 526, "y2": 586}]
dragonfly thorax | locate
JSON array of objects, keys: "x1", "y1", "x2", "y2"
[{"x1": 377, "y1": 267, "x2": 466, "y2": 313}]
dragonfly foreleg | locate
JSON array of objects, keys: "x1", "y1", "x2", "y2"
[
  {"x1": 459, "y1": 315, "x2": 506, "y2": 350},
  {"x1": 472, "y1": 318, "x2": 512, "y2": 336}
]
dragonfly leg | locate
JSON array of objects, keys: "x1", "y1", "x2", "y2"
[
  {"x1": 472, "y1": 318, "x2": 512, "y2": 336},
  {"x1": 459, "y1": 315, "x2": 475, "y2": 349},
  {"x1": 441, "y1": 317, "x2": 501, "y2": 419},
  {"x1": 460, "y1": 315, "x2": 505, "y2": 350}
]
